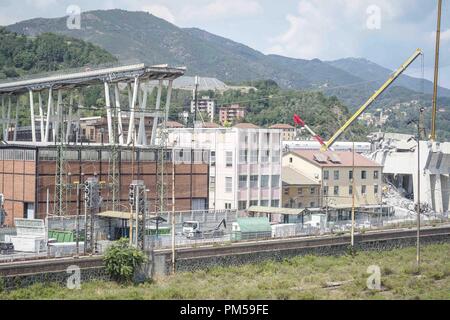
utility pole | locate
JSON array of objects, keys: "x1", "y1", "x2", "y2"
[
  {"x1": 193, "y1": 76, "x2": 199, "y2": 127},
  {"x1": 416, "y1": 107, "x2": 424, "y2": 270},
  {"x1": 351, "y1": 141, "x2": 356, "y2": 248},
  {"x1": 407, "y1": 107, "x2": 424, "y2": 270},
  {"x1": 84, "y1": 177, "x2": 101, "y2": 254},
  {"x1": 129, "y1": 180, "x2": 147, "y2": 250},
  {"x1": 172, "y1": 146, "x2": 176, "y2": 274}
]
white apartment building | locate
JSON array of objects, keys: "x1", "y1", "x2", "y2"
[
  {"x1": 191, "y1": 96, "x2": 216, "y2": 123},
  {"x1": 166, "y1": 125, "x2": 283, "y2": 211}
]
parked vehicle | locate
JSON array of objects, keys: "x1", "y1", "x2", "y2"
[{"x1": 182, "y1": 219, "x2": 227, "y2": 239}]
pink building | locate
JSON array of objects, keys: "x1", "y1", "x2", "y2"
[{"x1": 219, "y1": 104, "x2": 246, "y2": 124}]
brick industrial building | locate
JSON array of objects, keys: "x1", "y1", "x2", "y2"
[{"x1": 0, "y1": 144, "x2": 209, "y2": 226}]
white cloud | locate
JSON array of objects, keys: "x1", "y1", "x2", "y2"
[
  {"x1": 438, "y1": 29, "x2": 450, "y2": 42},
  {"x1": 142, "y1": 4, "x2": 176, "y2": 23},
  {"x1": 266, "y1": 0, "x2": 416, "y2": 60},
  {"x1": 26, "y1": 0, "x2": 57, "y2": 9},
  {"x1": 181, "y1": 0, "x2": 263, "y2": 21}
]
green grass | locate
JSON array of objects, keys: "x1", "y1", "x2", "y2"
[{"x1": 1, "y1": 244, "x2": 449, "y2": 300}]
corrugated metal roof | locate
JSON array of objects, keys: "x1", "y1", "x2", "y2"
[{"x1": 236, "y1": 217, "x2": 272, "y2": 232}]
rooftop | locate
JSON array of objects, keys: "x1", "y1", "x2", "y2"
[
  {"x1": 282, "y1": 167, "x2": 320, "y2": 185},
  {"x1": 233, "y1": 123, "x2": 261, "y2": 129},
  {"x1": 200, "y1": 122, "x2": 222, "y2": 129},
  {"x1": 165, "y1": 121, "x2": 185, "y2": 128},
  {"x1": 290, "y1": 150, "x2": 382, "y2": 168},
  {"x1": 270, "y1": 124, "x2": 295, "y2": 130}
]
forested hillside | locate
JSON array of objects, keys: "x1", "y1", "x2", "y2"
[{"x1": 0, "y1": 27, "x2": 116, "y2": 79}]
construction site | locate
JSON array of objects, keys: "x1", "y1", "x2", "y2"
[{"x1": 0, "y1": 2, "x2": 448, "y2": 300}]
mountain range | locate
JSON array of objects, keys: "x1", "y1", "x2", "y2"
[{"x1": 6, "y1": 9, "x2": 450, "y2": 110}]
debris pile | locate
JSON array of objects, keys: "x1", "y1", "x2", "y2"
[{"x1": 383, "y1": 183, "x2": 435, "y2": 219}]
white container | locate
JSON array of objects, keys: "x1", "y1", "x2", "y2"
[{"x1": 10, "y1": 236, "x2": 46, "y2": 253}]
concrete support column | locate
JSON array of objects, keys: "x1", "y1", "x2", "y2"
[
  {"x1": 14, "y1": 99, "x2": 19, "y2": 142},
  {"x1": 104, "y1": 82, "x2": 114, "y2": 144},
  {"x1": 114, "y1": 84, "x2": 124, "y2": 145},
  {"x1": 164, "y1": 80, "x2": 173, "y2": 122},
  {"x1": 137, "y1": 82, "x2": 148, "y2": 145},
  {"x1": 53, "y1": 90, "x2": 62, "y2": 143},
  {"x1": 44, "y1": 88, "x2": 53, "y2": 143},
  {"x1": 29, "y1": 90, "x2": 36, "y2": 143},
  {"x1": 5, "y1": 97, "x2": 11, "y2": 142},
  {"x1": 1, "y1": 96, "x2": 4, "y2": 140},
  {"x1": 151, "y1": 80, "x2": 163, "y2": 145},
  {"x1": 434, "y1": 174, "x2": 444, "y2": 213},
  {"x1": 442, "y1": 175, "x2": 450, "y2": 212},
  {"x1": 127, "y1": 77, "x2": 140, "y2": 145},
  {"x1": 66, "y1": 94, "x2": 74, "y2": 143},
  {"x1": 38, "y1": 92, "x2": 45, "y2": 142}
]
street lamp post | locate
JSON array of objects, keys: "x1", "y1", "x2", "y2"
[{"x1": 407, "y1": 106, "x2": 424, "y2": 270}]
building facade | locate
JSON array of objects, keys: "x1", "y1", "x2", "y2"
[
  {"x1": 282, "y1": 167, "x2": 321, "y2": 209},
  {"x1": 166, "y1": 125, "x2": 283, "y2": 211},
  {"x1": 282, "y1": 150, "x2": 383, "y2": 212},
  {"x1": 191, "y1": 96, "x2": 215, "y2": 123},
  {"x1": 270, "y1": 124, "x2": 296, "y2": 141},
  {"x1": 219, "y1": 104, "x2": 246, "y2": 125},
  {"x1": 0, "y1": 145, "x2": 210, "y2": 226}
]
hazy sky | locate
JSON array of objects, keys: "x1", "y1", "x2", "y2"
[{"x1": 1, "y1": 0, "x2": 450, "y2": 87}]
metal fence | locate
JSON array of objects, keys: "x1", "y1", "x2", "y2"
[{"x1": 1, "y1": 211, "x2": 449, "y2": 263}]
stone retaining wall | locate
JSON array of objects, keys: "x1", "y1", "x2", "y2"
[{"x1": 1, "y1": 227, "x2": 449, "y2": 290}]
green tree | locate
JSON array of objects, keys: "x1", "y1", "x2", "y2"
[{"x1": 104, "y1": 238, "x2": 147, "y2": 283}]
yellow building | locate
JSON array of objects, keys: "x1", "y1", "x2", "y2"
[
  {"x1": 282, "y1": 150, "x2": 383, "y2": 212},
  {"x1": 282, "y1": 167, "x2": 321, "y2": 209}
]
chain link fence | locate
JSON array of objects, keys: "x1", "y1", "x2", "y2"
[{"x1": 1, "y1": 209, "x2": 449, "y2": 262}]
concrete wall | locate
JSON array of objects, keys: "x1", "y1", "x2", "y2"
[
  {"x1": 1, "y1": 226, "x2": 449, "y2": 290},
  {"x1": 153, "y1": 226, "x2": 450, "y2": 276}
]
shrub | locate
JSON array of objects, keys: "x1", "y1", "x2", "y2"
[{"x1": 103, "y1": 238, "x2": 147, "y2": 283}]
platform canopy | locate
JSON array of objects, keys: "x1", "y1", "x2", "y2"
[{"x1": 0, "y1": 63, "x2": 186, "y2": 95}]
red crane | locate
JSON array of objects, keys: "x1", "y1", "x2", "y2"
[{"x1": 293, "y1": 114, "x2": 325, "y2": 146}]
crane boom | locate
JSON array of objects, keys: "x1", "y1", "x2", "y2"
[
  {"x1": 322, "y1": 48, "x2": 423, "y2": 151},
  {"x1": 431, "y1": 0, "x2": 442, "y2": 141},
  {"x1": 293, "y1": 114, "x2": 325, "y2": 145}
]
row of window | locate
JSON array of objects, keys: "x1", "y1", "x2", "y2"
[
  {"x1": 286, "y1": 200, "x2": 317, "y2": 209},
  {"x1": 238, "y1": 200, "x2": 280, "y2": 210},
  {"x1": 323, "y1": 185, "x2": 379, "y2": 196},
  {"x1": 210, "y1": 150, "x2": 282, "y2": 167},
  {"x1": 323, "y1": 169, "x2": 379, "y2": 181},
  {"x1": 0, "y1": 149, "x2": 36, "y2": 161},
  {"x1": 236, "y1": 175, "x2": 281, "y2": 190},
  {"x1": 239, "y1": 132, "x2": 280, "y2": 146},
  {"x1": 284, "y1": 187, "x2": 317, "y2": 196}
]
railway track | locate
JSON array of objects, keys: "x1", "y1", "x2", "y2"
[{"x1": 1, "y1": 225, "x2": 449, "y2": 278}]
